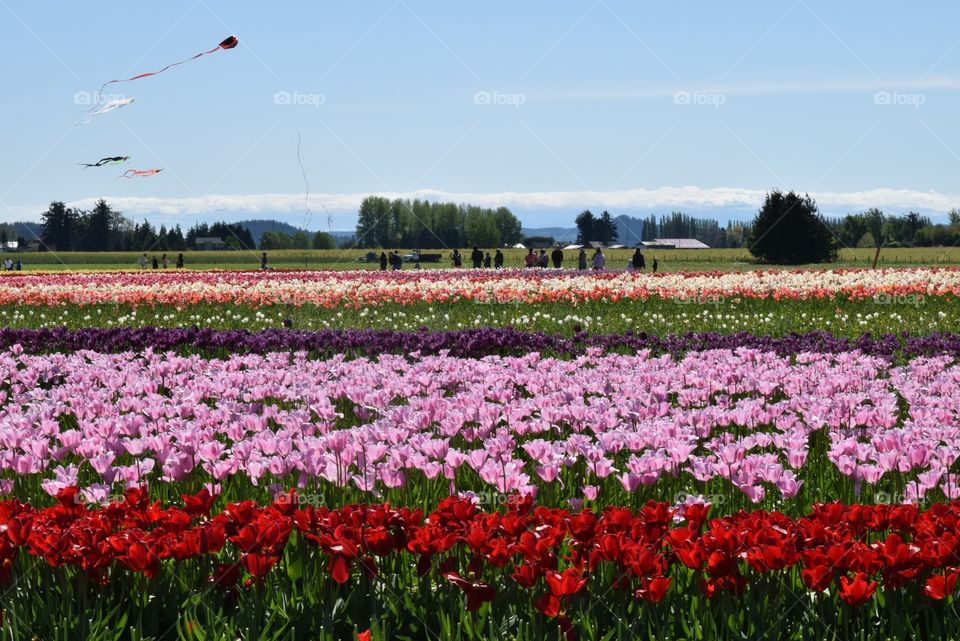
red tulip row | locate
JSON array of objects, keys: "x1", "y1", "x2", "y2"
[{"x1": 2, "y1": 488, "x2": 959, "y2": 616}]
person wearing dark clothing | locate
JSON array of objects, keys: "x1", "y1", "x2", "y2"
[
  {"x1": 471, "y1": 246, "x2": 483, "y2": 269},
  {"x1": 392, "y1": 252, "x2": 403, "y2": 270},
  {"x1": 632, "y1": 248, "x2": 645, "y2": 271},
  {"x1": 152, "y1": 256, "x2": 159, "y2": 269},
  {"x1": 551, "y1": 246, "x2": 563, "y2": 269},
  {"x1": 161, "y1": 253, "x2": 168, "y2": 269},
  {"x1": 494, "y1": 250, "x2": 504, "y2": 268},
  {"x1": 577, "y1": 249, "x2": 587, "y2": 270},
  {"x1": 537, "y1": 250, "x2": 549, "y2": 268},
  {"x1": 176, "y1": 253, "x2": 184, "y2": 269},
  {"x1": 484, "y1": 253, "x2": 492, "y2": 268},
  {"x1": 524, "y1": 248, "x2": 537, "y2": 268},
  {"x1": 652, "y1": 258, "x2": 658, "y2": 273},
  {"x1": 260, "y1": 252, "x2": 268, "y2": 270},
  {"x1": 379, "y1": 252, "x2": 388, "y2": 271},
  {"x1": 451, "y1": 249, "x2": 462, "y2": 268}
]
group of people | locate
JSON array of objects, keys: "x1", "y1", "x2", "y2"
[
  {"x1": 371, "y1": 245, "x2": 660, "y2": 272},
  {"x1": 3, "y1": 258, "x2": 22, "y2": 271},
  {"x1": 521, "y1": 246, "x2": 658, "y2": 272},
  {"x1": 379, "y1": 251, "x2": 408, "y2": 270},
  {"x1": 139, "y1": 253, "x2": 184, "y2": 269}
]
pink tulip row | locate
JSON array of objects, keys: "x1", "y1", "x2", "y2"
[
  {"x1": 0, "y1": 345, "x2": 957, "y2": 505},
  {"x1": 0, "y1": 267, "x2": 957, "y2": 307}
]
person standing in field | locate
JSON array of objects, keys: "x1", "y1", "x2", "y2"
[
  {"x1": 551, "y1": 245, "x2": 563, "y2": 268},
  {"x1": 484, "y1": 252, "x2": 492, "y2": 268},
  {"x1": 524, "y1": 248, "x2": 537, "y2": 268},
  {"x1": 379, "y1": 252, "x2": 388, "y2": 271},
  {"x1": 471, "y1": 246, "x2": 483, "y2": 269},
  {"x1": 161, "y1": 254, "x2": 169, "y2": 269},
  {"x1": 152, "y1": 256, "x2": 159, "y2": 269},
  {"x1": 632, "y1": 247, "x2": 645, "y2": 271},
  {"x1": 138, "y1": 253, "x2": 148, "y2": 269},
  {"x1": 537, "y1": 249, "x2": 549, "y2": 268},
  {"x1": 652, "y1": 258, "x2": 658, "y2": 273},
  {"x1": 578, "y1": 248, "x2": 588, "y2": 270},
  {"x1": 494, "y1": 249, "x2": 504, "y2": 268},
  {"x1": 592, "y1": 248, "x2": 605, "y2": 271},
  {"x1": 14, "y1": 259, "x2": 21, "y2": 271},
  {"x1": 176, "y1": 253, "x2": 184, "y2": 269},
  {"x1": 451, "y1": 249, "x2": 462, "y2": 268},
  {"x1": 261, "y1": 252, "x2": 268, "y2": 270}
]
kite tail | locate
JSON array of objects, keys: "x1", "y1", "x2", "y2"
[{"x1": 91, "y1": 36, "x2": 236, "y2": 108}]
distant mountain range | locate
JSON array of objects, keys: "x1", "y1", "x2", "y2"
[{"x1": 523, "y1": 215, "x2": 646, "y2": 245}]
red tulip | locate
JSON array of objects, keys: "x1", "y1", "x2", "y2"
[
  {"x1": 546, "y1": 568, "x2": 587, "y2": 598},
  {"x1": 924, "y1": 572, "x2": 958, "y2": 600},
  {"x1": 443, "y1": 572, "x2": 496, "y2": 611},
  {"x1": 838, "y1": 572, "x2": 877, "y2": 606}
]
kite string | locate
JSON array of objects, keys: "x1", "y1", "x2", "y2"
[
  {"x1": 297, "y1": 133, "x2": 334, "y2": 239},
  {"x1": 297, "y1": 132, "x2": 311, "y2": 231}
]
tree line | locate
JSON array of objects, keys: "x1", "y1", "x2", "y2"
[
  {"x1": 39, "y1": 200, "x2": 256, "y2": 252},
  {"x1": 354, "y1": 197, "x2": 523, "y2": 249}
]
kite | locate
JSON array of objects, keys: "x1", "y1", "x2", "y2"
[
  {"x1": 94, "y1": 36, "x2": 239, "y2": 105},
  {"x1": 78, "y1": 156, "x2": 130, "y2": 168},
  {"x1": 119, "y1": 169, "x2": 163, "y2": 179},
  {"x1": 77, "y1": 97, "x2": 134, "y2": 125}
]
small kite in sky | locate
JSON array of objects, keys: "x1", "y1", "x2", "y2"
[
  {"x1": 78, "y1": 97, "x2": 134, "y2": 125},
  {"x1": 78, "y1": 156, "x2": 130, "y2": 168},
  {"x1": 119, "y1": 169, "x2": 163, "y2": 179},
  {"x1": 94, "y1": 36, "x2": 239, "y2": 104}
]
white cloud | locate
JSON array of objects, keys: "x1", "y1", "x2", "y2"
[
  {"x1": 4, "y1": 186, "x2": 956, "y2": 227},
  {"x1": 533, "y1": 76, "x2": 960, "y2": 102}
]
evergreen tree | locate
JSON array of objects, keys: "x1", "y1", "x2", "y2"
[{"x1": 749, "y1": 191, "x2": 837, "y2": 264}]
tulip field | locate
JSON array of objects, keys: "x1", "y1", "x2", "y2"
[{"x1": 4, "y1": 267, "x2": 960, "y2": 640}]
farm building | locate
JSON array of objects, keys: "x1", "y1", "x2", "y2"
[
  {"x1": 194, "y1": 237, "x2": 228, "y2": 250},
  {"x1": 641, "y1": 238, "x2": 710, "y2": 249}
]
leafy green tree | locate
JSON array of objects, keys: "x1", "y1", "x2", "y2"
[
  {"x1": 465, "y1": 209, "x2": 500, "y2": 247},
  {"x1": 312, "y1": 231, "x2": 336, "y2": 249},
  {"x1": 748, "y1": 191, "x2": 837, "y2": 264},
  {"x1": 292, "y1": 230, "x2": 311, "y2": 249},
  {"x1": 492, "y1": 207, "x2": 522, "y2": 246}
]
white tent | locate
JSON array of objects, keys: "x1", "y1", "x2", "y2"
[
  {"x1": 512, "y1": 243, "x2": 526, "y2": 249},
  {"x1": 563, "y1": 244, "x2": 583, "y2": 250}
]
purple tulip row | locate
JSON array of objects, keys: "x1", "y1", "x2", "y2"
[{"x1": 1, "y1": 326, "x2": 959, "y2": 359}]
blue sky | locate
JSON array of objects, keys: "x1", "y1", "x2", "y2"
[{"x1": 1, "y1": 1, "x2": 959, "y2": 230}]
